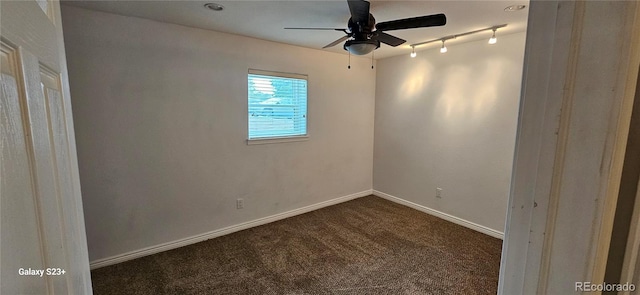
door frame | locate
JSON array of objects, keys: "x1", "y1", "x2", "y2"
[{"x1": 499, "y1": 1, "x2": 640, "y2": 294}]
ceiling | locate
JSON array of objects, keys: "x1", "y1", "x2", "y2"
[{"x1": 62, "y1": 0, "x2": 529, "y2": 59}]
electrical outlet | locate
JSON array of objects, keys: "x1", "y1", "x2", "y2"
[
  {"x1": 236, "y1": 198, "x2": 244, "y2": 209},
  {"x1": 436, "y1": 187, "x2": 443, "y2": 199}
]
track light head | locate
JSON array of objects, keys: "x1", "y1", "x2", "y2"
[
  {"x1": 489, "y1": 29, "x2": 497, "y2": 44},
  {"x1": 440, "y1": 40, "x2": 447, "y2": 53}
]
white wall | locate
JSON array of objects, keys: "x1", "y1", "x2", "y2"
[
  {"x1": 61, "y1": 6, "x2": 375, "y2": 262},
  {"x1": 373, "y1": 32, "x2": 526, "y2": 233}
]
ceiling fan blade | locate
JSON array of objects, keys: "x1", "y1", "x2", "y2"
[
  {"x1": 375, "y1": 13, "x2": 446, "y2": 32},
  {"x1": 347, "y1": 0, "x2": 370, "y2": 24},
  {"x1": 372, "y1": 32, "x2": 406, "y2": 47},
  {"x1": 285, "y1": 28, "x2": 346, "y2": 31},
  {"x1": 323, "y1": 35, "x2": 350, "y2": 48}
]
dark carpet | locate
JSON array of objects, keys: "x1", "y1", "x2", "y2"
[{"x1": 91, "y1": 196, "x2": 502, "y2": 294}]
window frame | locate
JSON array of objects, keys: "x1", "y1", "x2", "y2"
[{"x1": 246, "y1": 69, "x2": 309, "y2": 145}]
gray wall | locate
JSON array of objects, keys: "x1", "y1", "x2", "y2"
[
  {"x1": 62, "y1": 6, "x2": 375, "y2": 262},
  {"x1": 373, "y1": 33, "x2": 526, "y2": 232}
]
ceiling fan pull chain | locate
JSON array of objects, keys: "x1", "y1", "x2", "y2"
[
  {"x1": 348, "y1": 52, "x2": 351, "y2": 69},
  {"x1": 371, "y1": 51, "x2": 374, "y2": 69}
]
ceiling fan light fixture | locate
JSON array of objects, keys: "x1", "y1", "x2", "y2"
[
  {"x1": 344, "y1": 39, "x2": 380, "y2": 55},
  {"x1": 204, "y1": 3, "x2": 224, "y2": 11}
]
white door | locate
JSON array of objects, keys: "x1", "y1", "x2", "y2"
[{"x1": 1, "y1": 0, "x2": 92, "y2": 294}]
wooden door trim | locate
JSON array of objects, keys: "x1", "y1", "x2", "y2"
[
  {"x1": 591, "y1": 2, "x2": 640, "y2": 288},
  {"x1": 536, "y1": 1, "x2": 586, "y2": 290}
]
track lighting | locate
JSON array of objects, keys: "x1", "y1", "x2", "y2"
[
  {"x1": 408, "y1": 24, "x2": 507, "y2": 58},
  {"x1": 440, "y1": 40, "x2": 447, "y2": 53},
  {"x1": 489, "y1": 29, "x2": 497, "y2": 44}
]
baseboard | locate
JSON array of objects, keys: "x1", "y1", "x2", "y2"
[
  {"x1": 90, "y1": 189, "x2": 373, "y2": 269},
  {"x1": 372, "y1": 190, "x2": 504, "y2": 240}
]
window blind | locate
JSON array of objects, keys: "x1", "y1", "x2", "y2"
[{"x1": 248, "y1": 71, "x2": 308, "y2": 139}]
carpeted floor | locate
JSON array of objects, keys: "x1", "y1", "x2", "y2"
[{"x1": 91, "y1": 196, "x2": 502, "y2": 294}]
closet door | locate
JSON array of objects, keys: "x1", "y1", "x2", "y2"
[{"x1": 1, "y1": 0, "x2": 92, "y2": 294}]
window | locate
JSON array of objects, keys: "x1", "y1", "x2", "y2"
[{"x1": 248, "y1": 69, "x2": 308, "y2": 142}]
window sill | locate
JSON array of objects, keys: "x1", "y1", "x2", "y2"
[{"x1": 247, "y1": 135, "x2": 309, "y2": 145}]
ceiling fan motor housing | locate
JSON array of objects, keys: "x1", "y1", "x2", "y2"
[
  {"x1": 348, "y1": 13, "x2": 376, "y2": 40},
  {"x1": 344, "y1": 11, "x2": 379, "y2": 55}
]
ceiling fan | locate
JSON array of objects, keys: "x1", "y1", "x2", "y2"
[{"x1": 285, "y1": 0, "x2": 446, "y2": 55}]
